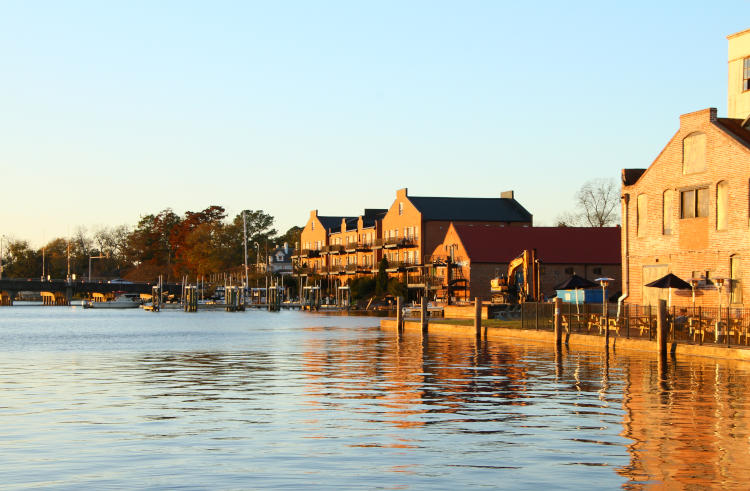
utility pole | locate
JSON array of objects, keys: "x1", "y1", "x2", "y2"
[
  {"x1": 0, "y1": 236, "x2": 4, "y2": 280},
  {"x1": 243, "y1": 211, "x2": 249, "y2": 298}
]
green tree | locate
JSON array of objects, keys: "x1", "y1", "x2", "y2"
[{"x1": 375, "y1": 257, "x2": 389, "y2": 296}]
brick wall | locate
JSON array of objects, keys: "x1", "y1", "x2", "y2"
[{"x1": 623, "y1": 108, "x2": 750, "y2": 307}]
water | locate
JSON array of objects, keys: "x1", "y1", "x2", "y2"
[{"x1": 1, "y1": 307, "x2": 749, "y2": 489}]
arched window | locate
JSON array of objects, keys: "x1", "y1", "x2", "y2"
[
  {"x1": 717, "y1": 181, "x2": 729, "y2": 230},
  {"x1": 731, "y1": 255, "x2": 742, "y2": 304},
  {"x1": 683, "y1": 132, "x2": 707, "y2": 174},
  {"x1": 637, "y1": 194, "x2": 647, "y2": 237},
  {"x1": 663, "y1": 190, "x2": 673, "y2": 235}
]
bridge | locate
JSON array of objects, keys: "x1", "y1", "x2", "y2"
[{"x1": 0, "y1": 278, "x2": 183, "y2": 306}]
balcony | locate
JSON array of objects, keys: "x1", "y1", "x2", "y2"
[
  {"x1": 385, "y1": 261, "x2": 409, "y2": 272},
  {"x1": 371, "y1": 238, "x2": 384, "y2": 249},
  {"x1": 344, "y1": 243, "x2": 358, "y2": 253},
  {"x1": 345, "y1": 264, "x2": 358, "y2": 274},
  {"x1": 407, "y1": 275, "x2": 445, "y2": 289},
  {"x1": 321, "y1": 244, "x2": 344, "y2": 255},
  {"x1": 383, "y1": 237, "x2": 418, "y2": 249},
  {"x1": 426, "y1": 255, "x2": 465, "y2": 266},
  {"x1": 356, "y1": 241, "x2": 373, "y2": 252},
  {"x1": 299, "y1": 249, "x2": 321, "y2": 258}
]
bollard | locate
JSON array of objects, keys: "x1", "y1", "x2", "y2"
[
  {"x1": 396, "y1": 296, "x2": 403, "y2": 332},
  {"x1": 656, "y1": 299, "x2": 667, "y2": 355},
  {"x1": 420, "y1": 296, "x2": 428, "y2": 333},
  {"x1": 553, "y1": 297, "x2": 562, "y2": 348},
  {"x1": 474, "y1": 297, "x2": 482, "y2": 337}
]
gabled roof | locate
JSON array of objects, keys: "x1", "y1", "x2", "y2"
[
  {"x1": 715, "y1": 117, "x2": 750, "y2": 148},
  {"x1": 452, "y1": 224, "x2": 620, "y2": 264},
  {"x1": 362, "y1": 209, "x2": 387, "y2": 228},
  {"x1": 318, "y1": 216, "x2": 356, "y2": 232},
  {"x1": 408, "y1": 196, "x2": 532, "y2": 222}
]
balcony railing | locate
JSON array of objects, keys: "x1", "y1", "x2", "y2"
[
  {"x1": 383, "y1": 237, "x2": 418, "y2": 249},
  {"x1": 345, "y1": 264, "x2": 358, "y2": 273},
  {"x1": 426, "y1": 254, "x2": 465, "y2": 265},
  {"x1": 356, "y1": 241, "x2": 373, "y2": 251},
  {"x1": 371, "y1": 238, "x2": 384, "y2": 249},
  {"x1": 321, "y1": 244, "x2": 344, "y2": 255},
  {"x1": 299, "y1": 249, "x2": 321, "y2": 258},
  {"x1": 385, "y1": 261, "x2": 409, "y2": 271}
]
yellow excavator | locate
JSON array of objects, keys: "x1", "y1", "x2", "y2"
[{"x1": 490, "y1": 249, "x2": 541, "y2": 304}]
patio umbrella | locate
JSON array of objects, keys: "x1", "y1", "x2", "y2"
[
  {"x1": 555, "y1": 274, "x2": 598, "y2": 314},
  {"x1": 644, "y1": 273, "x2": 692, "y2": 308}
]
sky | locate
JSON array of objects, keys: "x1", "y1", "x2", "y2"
[{"x1": 2, "y1": 1, "x2": 749, "y2": 247}]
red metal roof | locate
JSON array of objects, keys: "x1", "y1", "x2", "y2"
[{"x1": 452, "y1": 224, "x2": 621, "y2": 264}]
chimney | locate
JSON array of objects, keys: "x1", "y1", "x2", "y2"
[
  {"x1": 396, "y1": 188, "x2": 408, "y2": 198},
  {"x1": 501, "y1": 190, "x2": 514, "y2": 199}
]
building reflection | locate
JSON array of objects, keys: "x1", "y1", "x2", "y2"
[{"x1": 616, "y1": 355, "x2": 750, "y2": 488}]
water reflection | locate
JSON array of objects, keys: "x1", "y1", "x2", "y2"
[{"x1": 1, "y1": 311, "x2": 750, "y2": 488}]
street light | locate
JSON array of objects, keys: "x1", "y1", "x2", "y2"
[
  {"x1": 690, "y1": 276, "x2": 701, "y2": 310},
  {"x1": 595, "y1": 277, "x2": 615, "y2": 334},
  {"x1": 714, "y1": 276, "x2": 727, "y2": 342}
]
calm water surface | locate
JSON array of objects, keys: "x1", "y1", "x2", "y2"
[{"x1": 1, "y1": 307, "x2": 749, "y2": 489}]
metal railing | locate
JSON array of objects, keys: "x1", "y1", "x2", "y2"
[{"x1": 515, "y1": 302, "x2": 750, "y2": 347}]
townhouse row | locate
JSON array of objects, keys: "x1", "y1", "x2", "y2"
[{"x1": 295, "y1": 188, "x2": 621, "y2": 301}]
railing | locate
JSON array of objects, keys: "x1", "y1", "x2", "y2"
[
  {"x1": 322, "y1": 244, "x2": 344, "y2": 254},
  {"x1": 299, "y1": 249, "x2": 320, "y2": 258},
  {"x1": 407, "y1": 275, "x2": 445, "y2": 286},
  {"x1": 426, "y1": 255, "x2": 465, "y2": 265},
  {"x1": 345, "y1": 264, "x2": 358, "y2": 273},
  {"x1": 371, "y1": 238, "x2": 384, "y2": 249},
  {"x1": 515, "y1": 302, "x2": 750, "y2": 347},
  {"x1": 383, "y1": 237, "x2": 418, "y2": 248},
  {"x1": 385, "y1": 261, "x2": 409, "y2": 270}
]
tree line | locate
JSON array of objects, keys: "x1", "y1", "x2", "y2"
[{"x1": 1, "y1": 206, "x2": 301, "y2": 282}]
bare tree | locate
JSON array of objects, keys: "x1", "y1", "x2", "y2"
[{"x1": 556, "y1": 178, "x2": 620, "y2": 227}]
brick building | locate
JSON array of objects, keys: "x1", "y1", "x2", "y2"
[
  {"x1": 621, "y1": 29, "x2": 750, "y2": 308},
  {"x1": 294, "y1": 188, "x2": 533, "y2": 299},
  {"x1": 429, "y1": 223, "x2": 620, "y2": 301}
]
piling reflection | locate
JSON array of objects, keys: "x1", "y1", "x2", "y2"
[{"x1": 298, "y1": 326, "x2": 750, "y2": 487}]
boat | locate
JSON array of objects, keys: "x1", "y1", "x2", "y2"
[{"x1": 83, "y1": 293, "x2": 141, "y2": 309}]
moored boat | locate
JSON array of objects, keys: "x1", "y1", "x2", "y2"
[{"x1": 83, "y1": 293, "x2": 141, "y2": 309}]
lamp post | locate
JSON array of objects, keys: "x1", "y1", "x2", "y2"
[
  {"x1": 595, "y1": 277, "x2": 614, "y2": 339},
  {"x1": 88, "y1": 253, "x2": 107, "y2": 282},
  {"x1": 690, "y1": 277, "x2": 701, "y2": 310},
  {"x1": 254, "y1": 242, "x2": 260, "y2": 288},
  {"x1": 714, "y1": 277, "x2": 726, "y2": 342}
]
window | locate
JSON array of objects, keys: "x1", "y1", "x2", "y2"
[
  {"x1": 637, "y1": 194, "x2": 647, "y2": 236},
  {"x1": 564, "y1": 267, "x2": 574, "y2": 275},
  {"x1": 663, "y1": 190, "x2": 673, "y2": 235},
  {"x1": 680, "y1": 187, "x2": 709, "y2": 218},
  {"x1": 682, "y1": 132, "x2": 707, "y2": 174},
  {"x1": 717, "y1": 181, "x2": 728, "y2": 230},
  {"x1": 311, "y1": 221, "x2": 315, "y2": 230},
  {"x1": 398, "y1": 202, "x2": 403, "y2": 215},
  {"x1": 744, "y1": 57, "x2": 750, "y2": 91},
  {"x1": 593, "y1": 267, "x2": 602, "y2": 275},
  {"x1": 731, "y1": 255, "x2": 742, "y2": 304}
]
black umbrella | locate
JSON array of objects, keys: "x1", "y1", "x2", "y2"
[
  {"x1": 644, "y1": 273, "x2": 692, "y2": 307},
  {"x1": 555, "y1": 274, "x2": 598, "y2": 314},
  {"x1": 554, "y1": 273, "x2": 598, "y2": 290}
]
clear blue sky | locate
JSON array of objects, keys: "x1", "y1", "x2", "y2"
[{"x1": 2, "y1": 1, "x2": 748, "y2": 246}]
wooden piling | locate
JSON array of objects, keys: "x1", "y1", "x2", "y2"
[
  {"x1": 553, "y1": 297, "x2": 562, "y2": 348},
  {"x1": 474, "y1": 297, "x2": 482, "y2": 337},
  {"x1": 656, "y1": 299, "x2": 667, "y2": 355},
  {"x1": 396, "y1": 296, "x2": 403, "y2": 332},
  {"x1": 420, "y1": 296, "x2": 428, "y2": 332}
]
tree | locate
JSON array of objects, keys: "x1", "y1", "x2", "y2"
[
  {"x1": 277, "y1": 225, "x2": 302, "y2": 249},
  {"x1": 375, "y1": 258, "x2": 389, "y2": 296},
  {"x1": 556, "y1": 178, "x2": 620, "y2": 227}
]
